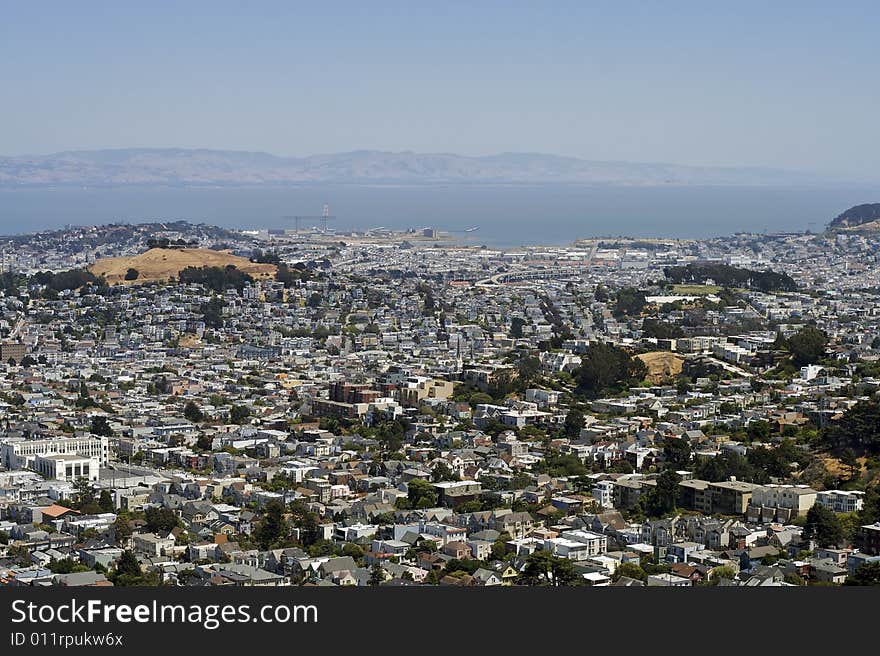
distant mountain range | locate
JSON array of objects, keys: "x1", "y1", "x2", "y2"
[{"x1": 0, "y1": 148, "x2": 842, "y2": 188}]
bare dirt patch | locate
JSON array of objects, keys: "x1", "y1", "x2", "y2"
[
  {"x1": 636, "y1": 351, "x2": 684, "y2": 383},
  {"x1": 89, "y1": 248, "x2": 277, "y2": 284}
]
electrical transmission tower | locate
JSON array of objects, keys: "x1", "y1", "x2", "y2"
[{"x1": 282, "y1": 203, "x2": 336, "y2": 234}]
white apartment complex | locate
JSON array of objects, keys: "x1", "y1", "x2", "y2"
[
  {"x1": 816, "y1": 489, "x2": 865, "y2": 513},
  {"x1": 0, "y1": 435, "x2": 110, "y2": 470},
  {"x1": 747, "y1": 484, "x2": 817, "y2": 522}
]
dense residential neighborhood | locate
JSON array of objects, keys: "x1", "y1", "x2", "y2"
[{"x1": 1, "y1": 219, "x2": 880, "y2": 588}]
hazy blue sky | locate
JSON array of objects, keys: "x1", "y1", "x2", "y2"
[{"x1": 2, "y1": 1, "x2": 878, "y2": 176}]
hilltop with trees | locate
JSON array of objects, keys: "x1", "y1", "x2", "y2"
[
  {"x1": 663, "y1": 263, "x2": 798, "y2": 292},
  {"x1": 89, "y1": 248, "x2": 276, "y2": 285}
]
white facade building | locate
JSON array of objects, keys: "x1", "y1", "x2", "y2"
[
  {"x1": 816, "y1": 489, "x2": 865, "y2": 513},
  {"x1": 592, "y1": 480, "x2": 615, "y2": 509},
  {"x1": 32, "y1": 454, "x2": 100, "y2": 482},
  {"x1": 0, "y1": 435, "x2": 110, "y2": 469},
  {"x1": 750, "y1": 484, "x2": 817, "y2": 517}
]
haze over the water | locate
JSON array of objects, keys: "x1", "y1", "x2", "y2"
[
  {"x1": 2, "y1": 2, "x2": 880, "y2": 180},
  {"x1": 4, "y1": 185, "x2": 880, "y2": 248}
]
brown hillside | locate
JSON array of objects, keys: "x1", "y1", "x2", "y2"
[
  {"x1": 89, "y1": 248, "x2": 277, "y2": 284},
  {"x1": 636, "y1": 351, "x2": 684, "y2": 383}
]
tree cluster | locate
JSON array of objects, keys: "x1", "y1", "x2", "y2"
[
  {"x1": 179, "y1": 265, "x2": 253, "y2": 292},
  {"x1": 642, "y1": 318, "x2": 685, "y2": 340},
  {"x1": 663, "y1": 263, "x2": 797, "y2": 292},
  {"x1": 576, "y1": 342, "x2": 647, "y2": 398},
  {"x1": 823, "y1": 397, "x2": 880, "y2": 455},
  {"x1": 784, "y1": 326, "x2": 829, "y2": 366},
  {"x1": 613, "y1": 287, "x2": 647, "y2": 318}
]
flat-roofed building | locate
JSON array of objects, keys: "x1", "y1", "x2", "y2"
[
  {"x1": 817, "y1": 489, "x2": 865, "y2": 514},
  {"x1": 748, "y1": 484, "x2": 817, "y2": 522},
  {"x1": 33, "y1": 454, "x2": 99, "y2": 482},
  {"x1": 1, "y1": 434, "x2": 110, "y2": 469},
  {"x1": 559, "y1": 529, "x2": 608, "y2": 556},
  {"x1": 679, "y1": 479, "x2": 713, "y2": 514},
  {"x1": 709, "y1": 479, "x2": 760, "y2": 515},
  {"x1": 0, "y1": 342, "x2": 27, "y2": 363}
]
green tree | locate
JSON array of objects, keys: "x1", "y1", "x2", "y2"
[
  {"x1": 98, "y1": 490, "x2": 114, "y2": 513},
  {"x1": 577, "y1": 342, "x2": 647, "y2": 398},
  {"x1": 613, "y1": 561, "x2": 647, "y2": 582},
  {"x1": 711, "y1": 565, "x2": 737, "y2": 581},
  {"x1": 823, "y1": 397, "x2": 880, "y2": 454},
  {"x1": 846, "y1": 561, "x2": 880, "y2": 586},
  {"x1": 641, "y1": 318, "x2": 684, "y2": 340},
  {"x1": 341, "y1": 543, "x2": 365, "y2": 562},
  {"x1": 644, "y1": 470, "x2": 681, "y2": 517},
  {"x1": 307, "y1": 539, "x2": 336, "y2": 557},
  {"x1": 695, "y1": 450, "x2": 759, "y2": 483},
  {"x1": 406, "y1": 479, "x2": 438, "y2": 509},
  {"x1": 510, "y1": 317, "x2": 526, "y2": 339},
  {"x1": 469, "y1": 392, "x2": 494, "y2": 407},
  {"x1": 861, "y1": 486, "x2": 880, "y2": 524},
  {"x1": 253, "y1": 500, "x2": 288, "y2": 550},
  {"x1": 490, "y1": 533, "x2": 510, "y2": 561},
  {"x1": 537, "y1": 449, "x2": 587, "y2": 477},
  {"x1": 73, "y1": 477, "x2": 98, "y2": 512},
  {"x1": 144, "y1": 507, "x2": 180, "y2": 533},
  {"x1": 786, "y1": 326, "x2": 828, "y2": 366},
  {"x1": 48, "y1": 558, "x2": 89, "y2": 574},
  {"x1": 184, "y1": 401, "x2": 204, "y2": 423},
  {"x1": 200, "y1": 296, "x2": 226, "y2": 328},
  {"x1": 663, "y1": 263, "x2": 796, "y2": 292},
  {"x1": 113, "y1": 515, "x2": 133, "y2": 543},
  {"x1": 90, "y1": 415, "x2": 114, "y2": 437},
  {"x1": 839, "y1": 449, "x2": 859, "y2": 480},
  {"x1": 718, "y1": 401, "x2": 739, "y2": 415},
  {"x1": 368, "y1": 563, "x2": 385, "y2": 586},
  {"x1": 746, "y1": 441, "x2": 804, "y2": 479},
  {"x1": 563, "y1": 409, "x2": 586, "y2": 438},
  {"x1": 518, "y1": 551, "x2": 579, "y2": 587},
  {"x1": 288, "y1": 501, "x2": 321, "y2": 547},
  {"x1": 8, "y1": 544, "x2": 33, "y2": 564},
  {"x1": 111, "y1": 550, "x2": 144, "y2": 586},
  {"x1": 746, "y1": 420, "x2": 771, "y2": 441},
  {"x1": 229, "y1": 404, "x2": 252, "y2": 424},
  {"x1": 663, "y1": 437, "x2": 692, "y2": 468},
  {"x1": 179, "y1": 265, "x2": 253, "y2": 292},
  {"x1": 613, "y1": 287, "x2": 647, "y2": 318},
  {"x1": 431, "y1": 462, "x2": 460, "y2": 483},
  {"x1": 803, "y1": 504, "x2": 844, "y2": 548},
  {"x1": 422, "y1": 288, "x2": 436, "y2": 315},
  {"x1": 516, "y1": 354, "x2": 542, "y2": 384},
  {"x1": 784, "y1": 572, "x2": 806, "y2": 586}
]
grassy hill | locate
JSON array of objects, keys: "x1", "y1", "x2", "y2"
[
  {"x1": 89, "y1": 248, "x2": 277, "y2": 285},
  {"x1": 636, "y1": 351, "x2": 684, "y2": 383}
]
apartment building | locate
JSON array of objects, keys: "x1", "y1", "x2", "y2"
[
  {"x1": 0, "y1": 434, "x2": 110, "y2": 469},
  {"x1": 816, "y1": 489, "x2": 865, "y2": 514},
  {"x1": 748, "y1": 484, "x2": 817, "y2": 522}
]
